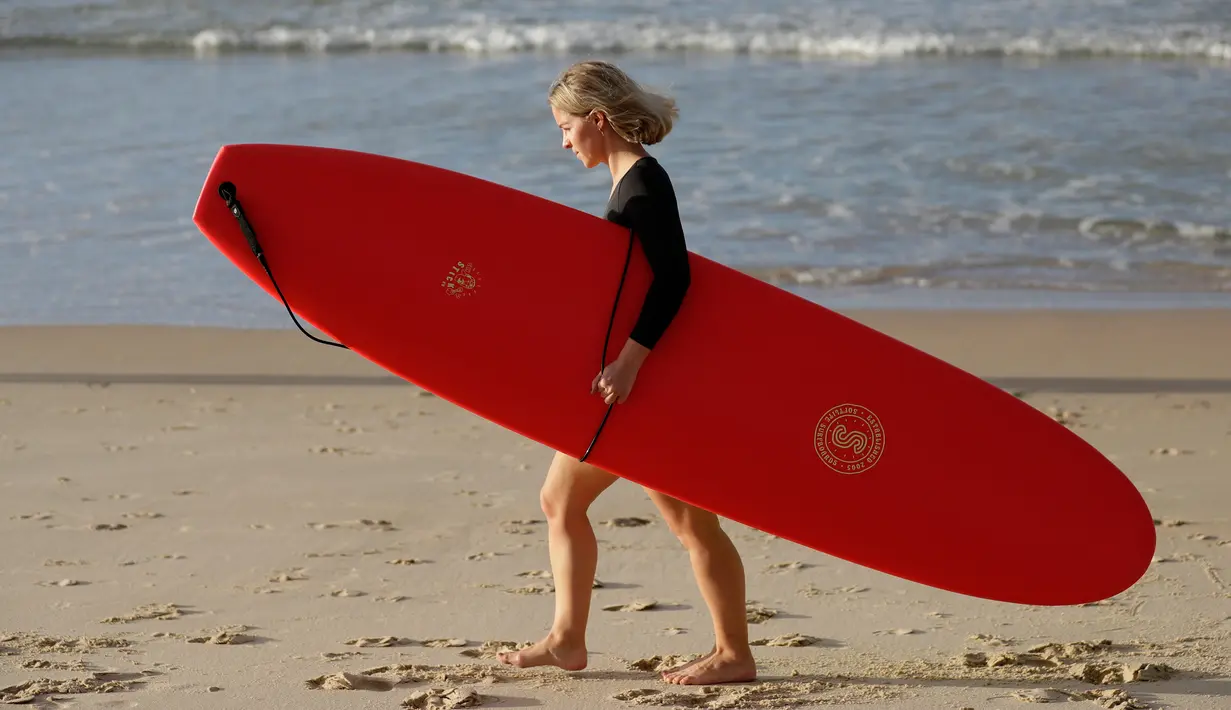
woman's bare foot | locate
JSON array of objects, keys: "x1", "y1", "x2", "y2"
[
  {"x1": 661, "y1": 649, "x2": 756, "y2": 685},
  {"x1": 496, "y1": 634, "x2": 588, "y2": 671},
  {"x1": 659, "y1": 646, "x2": 715, "y2": 676}
]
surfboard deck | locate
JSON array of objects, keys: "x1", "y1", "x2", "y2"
[{"x1": 192, "y1": 144, "x2": 1155, "y2": 606}]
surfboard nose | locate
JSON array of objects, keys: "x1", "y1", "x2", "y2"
[{"x1": 191, "y1": 145, "x2": 230, "y2": 233}]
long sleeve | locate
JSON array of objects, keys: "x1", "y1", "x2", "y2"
[{"x1": 622, "y1": 192, "x2": 691, "y2": 350}]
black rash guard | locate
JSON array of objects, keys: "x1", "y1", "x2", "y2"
[{"x1": 603, "y1": 156, "x2": 692, "y2": 350}]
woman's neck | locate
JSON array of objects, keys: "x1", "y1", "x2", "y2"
[{"x1": 607, "y1": 145, "x2": 649, "y2": 194}]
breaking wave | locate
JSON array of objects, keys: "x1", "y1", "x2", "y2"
[{"x1": 3, "y1": 22, "x2": 1230, "y2": 60}]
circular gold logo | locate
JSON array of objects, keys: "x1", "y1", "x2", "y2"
[
  {"x1": 814, "y1": 403, "x2": 884, "y2": 474},
  {"x1": 442, "y1": 261, "x2": 481, "y2": 298}
]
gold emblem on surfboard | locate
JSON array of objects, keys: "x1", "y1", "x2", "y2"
[
  {"x1": 442, "y1": 261, "x2": 481, "y2": 298},
  {"x1": 814, "y1": 403, "x2": 884, "y2": 474}
]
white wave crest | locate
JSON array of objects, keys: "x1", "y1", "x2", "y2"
[{"x1": 7, "y1": 21, "x2": 1229, "y2": 60}]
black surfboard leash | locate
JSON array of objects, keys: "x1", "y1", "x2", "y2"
[
  {"x1": 579, "y1": 225, "x2": 636, "y2": 463},
  {"x1": 215, "y1": 180, "x2": 628, "y2": 463},
  {"x1": 217, "y1": 182, "x2": 348, "y2": 350}
]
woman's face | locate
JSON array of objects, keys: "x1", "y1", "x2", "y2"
[{"x1": 552, "y1": 105, "x2": 606, "y2": 169}]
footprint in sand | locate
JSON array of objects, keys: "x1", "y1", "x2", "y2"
[
  {"x1": 763, "y1": 561, "x2": 812, "y2": 574},
  {"x1": 19, "y1": 660, "x2": 90, "y2": 671},
  {"x1": 121, "y1": 512, "x2": 164, "y2": 520},
  {"x1": 603, "y1": 600, "x2": 658, "y2": 612},
  {"x1": 36, "y1": 579, "x2": 87, "y2": 588},
  {"x1": 750, "y1": 634, "x2": 825, "y2": 647},
  {"x1": 968, "y1": 633, "x2": 1015, "y2": 647},
  {"x1": 12, "y1": 512, "x2": 54, "y2": 521},
  {"x1": 960, "y1": 638, "x2": 1118, "y2": 670},
  {"x1": 1154, "y1": 518, "x2": 1189, "y2": 527},
  {"x1": 345, "y1": 637, "x2": 416, "y2": 648},
  {"x1": 1149, "y1": 447, "x2": 1194, "y2": 456},
  {"x1": 745, "y1": 603, "x2": 777, "y2": 624},
  {"x1": 403, "y1": 687, "x2": 486, "y2": 708},
  {"x1": 459, "y1": 640, "x2": 534, "y2": 659},
  {"x1": 503, "y1": 585, "x2": 551, "y2": 596},
  {"x1": 0, "y1": 675, "x2": 147, "y2": 704},
  {"x1": 269, "y1": 568, "x2": 308, "y2": 583},
  {"x1": 186, "y1": 625, "x2": 255, "y2": 645},
  {"x1": 613, "y1": 681, "x2": 840, "y2": 707},
  {"x1": 603, "y1": 517, "x2": 653, "y2": 528},
  {"x1": 627, "y1": 654, "x2": 705, "y2": 672},
  {"x1": 421, "y1": 638, "x2": 468, "y2": 648},
  {"x1": 1042, "y1": 406, "x2": 1084, "y2": 428},
  {"x1": 320, "y1": 651, "x2": 366, "y2": 661},
  {"x1": 100, "y1": 603, "x2": 187, "y2": 624},
  {"x1": 500, "y1": 519, "x2": 544, "y2": 534},
  {"x1": 514, "y1": 570, "x2": 603, "y2": 588},
  {"x1": 1072, "y1": 661, "x2": 1177, "y2": 684},
  {"x1": 1152, "y1": 553, "x2": 1201, "y2": 563},
  {"x1": 327, "y1": 589, "x2": 367, "y2": 598},
  {"x1": 801, "y1": 585, "x2": 868, "y2": 598},
  {"x1": 307, "y1": 519, "x2": 397, "y2": 532},
  {"x1": 1, "y1": 632, "x2": 133, "y2": 654},
  {"x1": 308, "y1": 445, "x2": 372, "y2": 456},
  {"x1": 304, "y1": 670, "x2": 395, "y2": 691}
]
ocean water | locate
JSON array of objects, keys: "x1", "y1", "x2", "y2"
[{"x1": 2, "y1": 0, "x2": 1230, "y2": 327}]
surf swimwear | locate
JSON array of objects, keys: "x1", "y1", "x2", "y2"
[{"x1": 604, "y1": 155, "x2": 692, "y2": 350}]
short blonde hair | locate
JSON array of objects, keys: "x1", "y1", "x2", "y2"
[{"x1": 548, "y1": 60, "x2": 678, "y2": 146}]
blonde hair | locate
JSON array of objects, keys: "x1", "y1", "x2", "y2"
[{"x1": 548, "y1": 60, "x2": 679, "y2": 146}]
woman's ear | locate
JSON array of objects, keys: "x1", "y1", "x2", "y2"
[{"x1": 589, "y1": 110, "x2": 606, "y2": 134}]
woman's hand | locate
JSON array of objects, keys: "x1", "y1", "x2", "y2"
[
  {"x1": 592, "y1": 358, "x2": 639, "y2": 404},
  {"x1": 591, "y1": 339, "x2": 650, "y2": 405}
]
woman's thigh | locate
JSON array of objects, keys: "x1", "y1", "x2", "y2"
[{"x1": 641, "y1": 486, "x2": 719, "y2": 538}]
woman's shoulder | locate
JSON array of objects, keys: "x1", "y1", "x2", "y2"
[
  {"x1": 605, "y1": 156, "x2": 682, "y2": 229},
  {"x1": 616, "y1": 156, "x2": 676, "y2": 203}
]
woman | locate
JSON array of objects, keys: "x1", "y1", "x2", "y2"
[{"x1": 495, "y1": 60, "x2": 757, "y2": 687}]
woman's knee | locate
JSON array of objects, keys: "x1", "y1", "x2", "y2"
[
  {"x1": 539, "y1": 452, "x2": 617, "y2": 522},
  {"x1": 677, "y1": 510, "x2": 722, "y2": 549},
  {"x1": 539, "y1": 481, "x2": 574, "y2": 521},
  {"x1": 648, "y1": 490, "x2": 720, "y2": 548}
]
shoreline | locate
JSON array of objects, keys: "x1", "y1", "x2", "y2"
[{"x1": 3, "y1": 309, "x2": 1229, "y2": 384}]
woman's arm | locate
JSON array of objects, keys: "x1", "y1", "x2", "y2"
[
  {"x1": 624, "y1": 192, "x2": 691, "y2": 351},
  {"x1": 593, "y1": 192, "x2": 691, "y2": 404}
]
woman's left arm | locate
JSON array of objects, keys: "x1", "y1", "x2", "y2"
[{"x1": 593, "y1": 193, "x2": 691, "y2": 404}]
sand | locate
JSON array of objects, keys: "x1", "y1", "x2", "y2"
[{"x1": 1, "y1": 311, "x2": 1229, "y2": 709}]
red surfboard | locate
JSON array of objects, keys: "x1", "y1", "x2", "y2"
[{"x1": 192, "y1": 144, "x2": 1155, "y2": 606}]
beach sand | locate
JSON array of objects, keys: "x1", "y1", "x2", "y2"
[{"x1": 1, "y1": 311, "x2": 1228, "y2": 709}]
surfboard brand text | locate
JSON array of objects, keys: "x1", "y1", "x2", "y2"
[
  {"x1": 442, "y1": 261, "x2": 481, "y2": 298},
  {"x1": 814, "y1": 403, "x2": 885, "y2": 474}
]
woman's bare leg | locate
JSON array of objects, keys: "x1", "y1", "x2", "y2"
[
  {"x1": 643, "y1": 487, "x2": 756, "y2": 685},
  {"x1": 496, "y1": 450, "x2": 619, "y2": 670}
]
